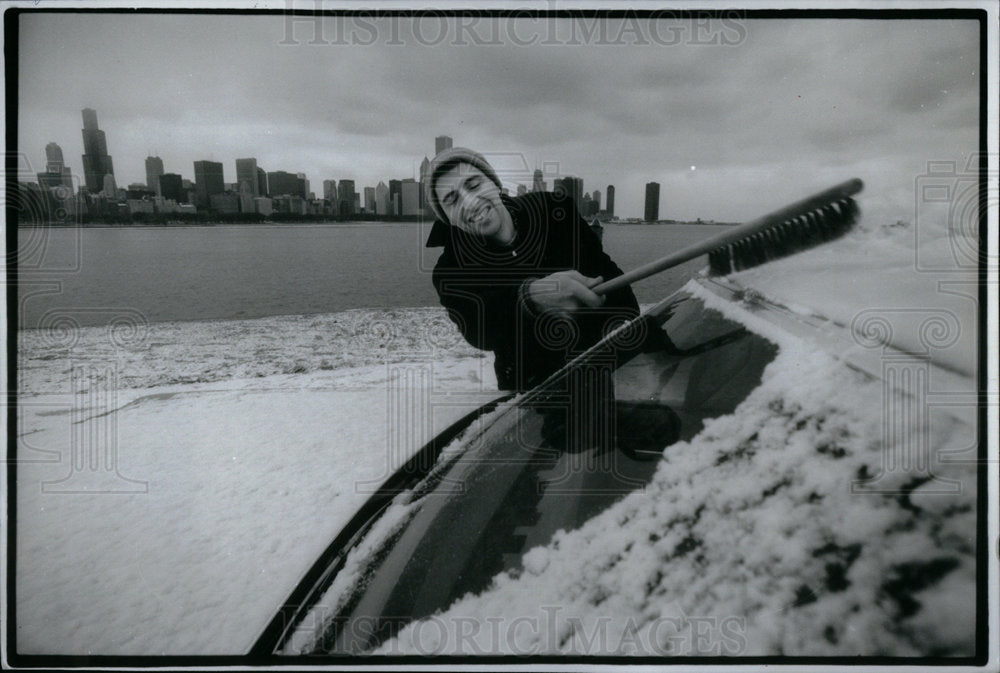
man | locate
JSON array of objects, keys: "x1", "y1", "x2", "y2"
[{"x1": 425, "y1": 147, "x2": 640, "y2": 392}]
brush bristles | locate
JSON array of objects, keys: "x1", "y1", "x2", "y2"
[{"x1": 708, "y1": 197, "x2": 860, "y2": 276}]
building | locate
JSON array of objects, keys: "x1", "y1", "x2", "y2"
[
  {"x1": 159, "y1": 173, "x2": 185, "y2": 203},
  {"x1": 554, "y1": 176, "x2": 583, "y2": 212},
  {"x1": 323, "y1": 179, "x2": 337, "y2": 202},
  {"x1": 41, "y1": 142, "x2": 74, "y2": 189},
  {"x1": 194, "y1": 160, "x2": 225, "y2": 208},
  {"x1": 388, "y1": 179, "x2": 402, "y2": 216},
  {"x1": 297, "y1": 173, "x2": 311, "y2": 200},
  {"x1": 81, "y1": 108, "x2": 115, "y2": 193},
  {"x1": 516, "y1": 184, "x2": 527, "y2": 197},
  {"x1": 126, "y1": 183, "x2": 155, "y2": 200},
  {"x1": 267, "y1": 171, "x2": 304, "y2": 198},
  {"x1": 606, "y1": 185, "x2": 615, "y2": 216},
  {"x1": 375, "y1": 181, "x2": 389, "y2": 216},
  {"x1": 235, "y1": 158, "x2": 260, "y2": 198},
  {"x1": 364, "y1": 186, "x2": 375, "y2": 214},
  {"x1": 102, "y1": 174, "x2": 118, "y2": 199},
  {"x1": 401, "y1": 179, "x2": 420, "y2": 216},
  {"x1": 210, "y1": 192, "x2": 240, "y2": 214},
  {"x1": 435, "y1": 135, "x2": 453, "y2": 156},
  {"x1": 37, "y1": 145, "x2": 66, "y2": 191},
  {"x1": 256, "y1": 168, "x2": 268, "y2": 197},
  {"x1": 533, "y1": 169, "x2": 546, "y2": 192},
  {"x1": 582, "y1": 193, "x2": 593, "y2": 218},
  {"x1": 644, "y1": 182, "x2": 660, "y2": 222},
  {"x1": 591, "y1": 189, "x2": 601, "y2": 216},
  {"x1": 254, "y1": 197, "x2": 273, "y2": 216},
  {"x1": 419, "y1": 156, "x2": 431, "y2": 210},
  {"x1": 145, "y1": 156, "x2": 164, "y2": 195},
  {"x1": 127, "y1": 199, "x2": 154, "y2": 215},
  {"x1": 238, "y1": 180, "x2": 255, "y2": 213},
  {"x1": 337, "y1": 179, "x2": 356, "y2": 216},
  {"x1": 45, "y1": 142, "x2": 64, "y2": 172}
]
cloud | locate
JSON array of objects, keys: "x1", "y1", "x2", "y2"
[{"x1": 15, "y1": 12, "x2": 981, "y2": 220}]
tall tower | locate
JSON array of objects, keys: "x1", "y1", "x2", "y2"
[
  {"x1": 145, "y1": 156, "x2": 164, "y2": 195},
  {"x1": 323, "y1": 179, "x2": 337, "y2": 202},
  {"x1": 39, "y1": 143, "x2": 73, "y2": 189},
  {"x1": 375, "y1": 181, "x2": 389, "y2": 216},
  {"x1": 45, "y1": 142, "x2": 64, "y2": 172},
  {"x1": 235, "y1": 158, "x2": 260, "y2": 198},
  {"x1": 435, "y1": 135, "x2": 453, "y2": 156},
  {"x1": 606, "y1": 185, "x2": 615, "y2": 216},
  {"x1": 338, "y1": 179, "x2": 356, "y2": 216},
  {"x1": 81, "y1": 108, "x2": 115, "y2": 193},
  {"x1": 644, "y1": 182, "x2": 660, "y2": 222},
  {"x1": 193, "y1": 160, "x2": 224, "y2": 208}
]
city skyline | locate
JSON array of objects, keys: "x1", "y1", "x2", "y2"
[
  {"x1": 17, "y1": 12, "x2": 979, "y2": 222},
  {"x1": 31, "y1": 119, "x2": 624, "y2": 220}
]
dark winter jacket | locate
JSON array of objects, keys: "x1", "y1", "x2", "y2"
[{"x1": 426, "y1": 191, "x2": 640, "y2": 391}]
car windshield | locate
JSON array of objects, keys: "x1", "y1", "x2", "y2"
[{"x1": 284, "y1": 291, "x2": 780, "y2": 655}]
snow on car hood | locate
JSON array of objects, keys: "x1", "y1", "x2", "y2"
[
  {"x1": 726, "y1": 220, "x2": 978, "y2": 379},
  {"x1": 378, "y1": 262, "x2": 977, "y2": 656}
]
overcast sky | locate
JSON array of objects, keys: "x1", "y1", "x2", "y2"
[{"x1": 16, "y1": 11, "x2": 980, "y2": 221}]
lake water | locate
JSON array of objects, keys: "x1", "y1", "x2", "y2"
[{"x1": 16, "y1": 223, "x2": 728, "y2": 329}]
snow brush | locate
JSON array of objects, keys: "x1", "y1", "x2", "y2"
[{"x1": 591, "y1": 178, "x2": 863, "y2": 296}]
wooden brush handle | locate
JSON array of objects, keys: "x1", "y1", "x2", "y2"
[{"x1": 591, "y1": 178, "x2": 863, "y2": 296}]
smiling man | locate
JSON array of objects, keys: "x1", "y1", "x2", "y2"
[{"x1": 425, "y1": 147, "x2": 640, "y2": 392}]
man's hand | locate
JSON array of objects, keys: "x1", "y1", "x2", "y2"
[{"x1": 525, "y1": 271, "x2": 606, "y2": 317}]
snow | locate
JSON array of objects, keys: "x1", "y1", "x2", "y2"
[
  {"x1": 379, "y1": 313, "x2": 976, "y2": 656},
  {"x1": 16, "y1": 308, "x2": 499, "y2": 655},
  {"x1": 726, "y1": 220, "x2": 978, "y2": 378},
  {"x1": 13, "y1": 219, "x2": 982, "y2": 657}
]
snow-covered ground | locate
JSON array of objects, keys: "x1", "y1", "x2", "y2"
[
  {"x1": 14, "y1": 219, "x2": 984, "y2": 657},
  {"x1": 16, "y1": 309, "x2": 500, "y2": 654}
]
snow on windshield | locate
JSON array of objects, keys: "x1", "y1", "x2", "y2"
[{"x1": 377, "y1": 254, "x2": 978, "y2": 656}]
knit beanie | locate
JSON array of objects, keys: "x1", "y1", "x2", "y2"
[{"x1": 425, "y1": 147, "x2": 503, "y2": 225}]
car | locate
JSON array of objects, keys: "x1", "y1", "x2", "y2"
[{"x1": 248, "y1": 270, "x2": 980, "y2": 660}]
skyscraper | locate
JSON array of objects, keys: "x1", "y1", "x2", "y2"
[
  {"x1": 375, "y1": 181, "x2": 389, "y2": 216},
  {"x1": 388, "y1": 179, "x2": 402, "y2": 216},
  {"x1": 644, "y1": 182, "x2": 660, "y2": 222},
  {"x1": 145, "y1": 156, "x2": 164, "y2": 195},
  {"x1": 257, "y1": 168, "x2": 268, "y2": 197},
  {"x1": 235, "y1": 158, "x2": 260, "y2": 198},
  {"x1": 591, "y1": 189, "x2": 601, "y2": 216},
  {"x1": 435, "y1": 136, "x2": 453, "y2": 156},
  {"x1": 194, "y1": 160, "x2": 225, "y2": 208},
  {"x1": 323, "y1": 180, "x2": 337, "y2": 202},
  {"x1": 364, "y1": 186, "x2": 376, "y2": 214},
  {"x1": 45, "y1": 142, "x2": 64, "y2": 172},
  {"x1": 159, "y1": 173, "x2": 184, "y2": 203},
  {"x1": 338, "y1": 179, "x2": 356, "y2": 216},
  {"x1": 81, "y1": 108, "x2": 115, "y2": 193},
  {"x1": 606, "y1": 185, "x2": 615, "y2": 216},
  {"x1": 401, "y1": 179, "x2": 419, "y2": 216},
  {"x1": 267, "y1": 171, "x2": 303, "y2": 198},
  {"x1": 554, "y1": 176, "x2": 583, "y2": 212},
  {"x1": 419, "y1": 156, "x2": 431, "y2": 210},
  {"x1": 38, "y1": 143, "x2": 72, "y2": 190}
]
